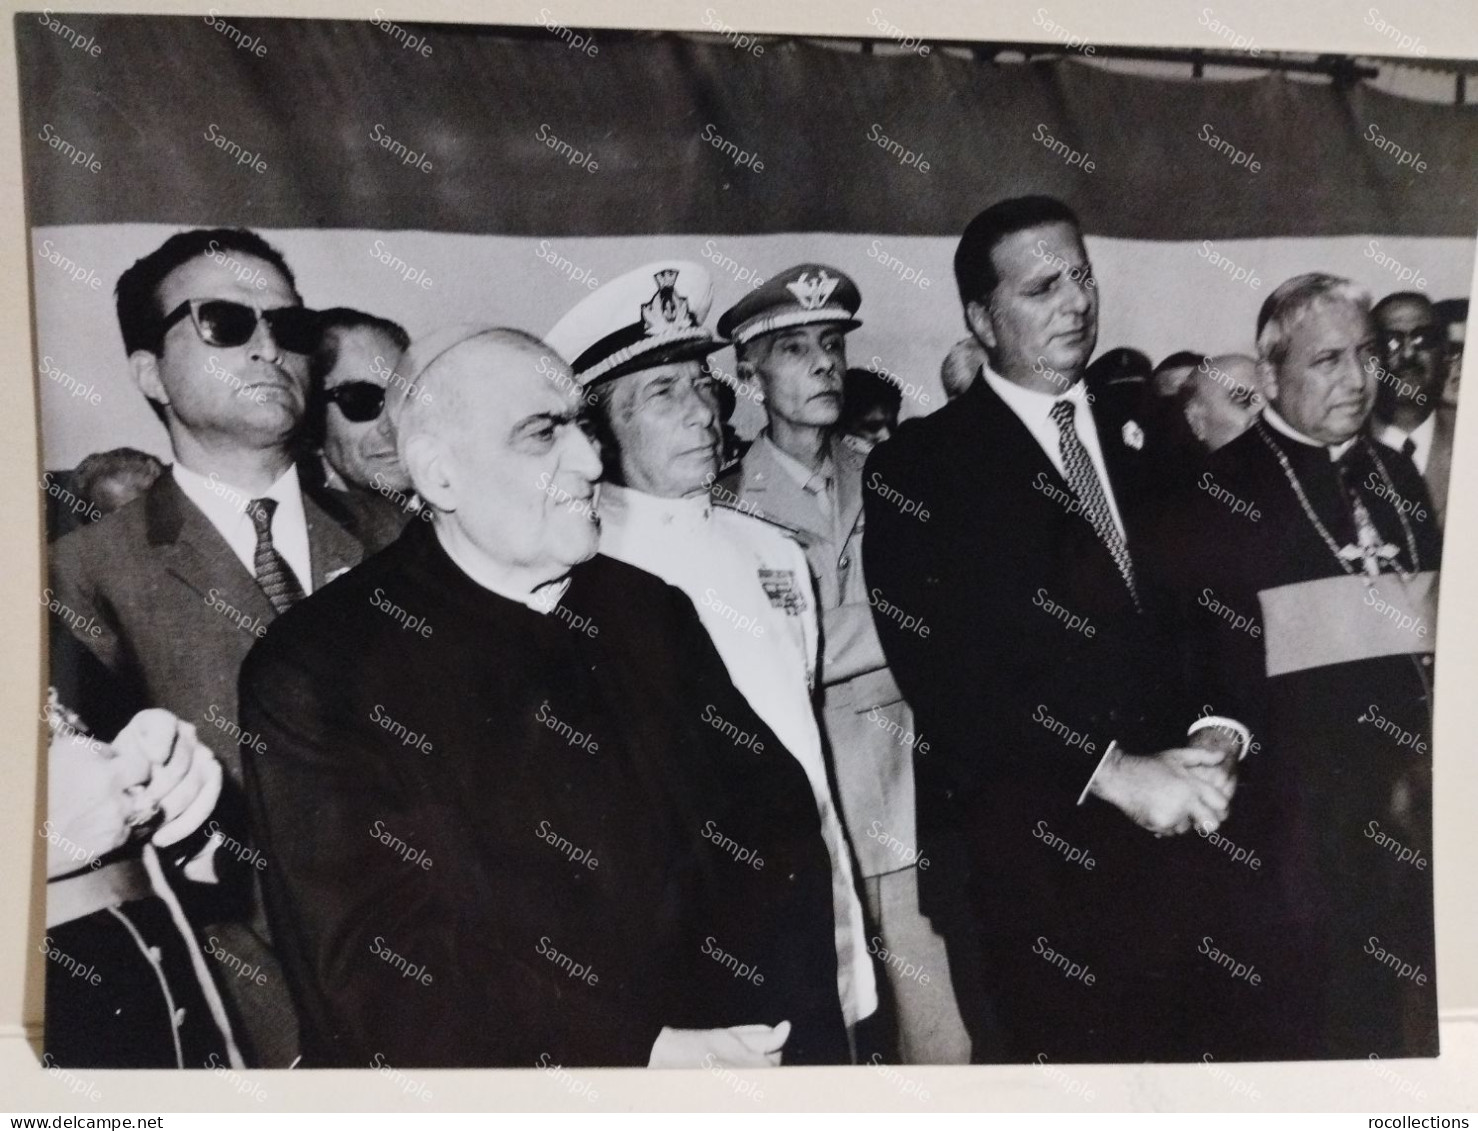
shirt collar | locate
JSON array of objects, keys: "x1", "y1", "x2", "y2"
[
  {"x1": 1261, "y1": 407, "x2": 1358, "y2": 461},
  {"x1": 172, "y1": 460, "x2": 303, "y2": 524},
  {"x1": 1375, "y1": 412, "x2": 1436, "y2": 456},
  {"x1": 759, "y1": 432, "x2": 836, "y2": 496},
  {"x1": 980, "y1": 361, "x2": 1091, "y2": 423}
]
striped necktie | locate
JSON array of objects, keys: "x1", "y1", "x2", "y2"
[
  {"x1": 1049, "y1": 399, "x2": 1139, "y2": 608},
  {"x1": 244, "y1": 497, "x2": 305, "y2": 614}
]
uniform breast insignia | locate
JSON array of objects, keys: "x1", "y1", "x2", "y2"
[{"x1": 758, "y1": 568, "x2": 807, "y2": 615}]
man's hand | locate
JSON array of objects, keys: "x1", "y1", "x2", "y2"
[
  {"x1": 45, "y1": 725, "x2": 152, "y2": 878},
  {"x1": 648, "y1": 1020, "x2": 791, "y2": 1068},
  {"x1": 111, "y1": 710, "x2": 223, "y2": 847},
  {"x1": 1091, "y1": 746, "x2": 1234, "y2": 836}
]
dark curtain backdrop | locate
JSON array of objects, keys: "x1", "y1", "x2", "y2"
[{"x1": 16, "y1": 13, "x2": 1478, "y2": 238}]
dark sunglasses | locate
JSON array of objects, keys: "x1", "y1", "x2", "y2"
[
  {"x1": 1381, "y1": 325, "x2": 1444, "y2": 354},
  {"x1": 324, "y1": 381, "x2": 387, "y2": 423},
  {"x1": 158, "y1": 299, "x2": 320, "y2": 354}
]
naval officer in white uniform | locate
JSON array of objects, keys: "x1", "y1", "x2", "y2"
[{"x1": 546, "y1": 261, "x2": 877, "y2": 1049}]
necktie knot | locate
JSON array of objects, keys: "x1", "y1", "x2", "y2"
[
  {"x1": 245, "y1": 497, "x2": 278, "y2": 535},
  {"x1": 1402, "y1": 437, "x2": 1417, "y2": 459},
  {"x1": 1049, "y1": 398, "x2": 1076, "y2": 431}
]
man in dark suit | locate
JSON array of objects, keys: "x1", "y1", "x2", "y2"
[
  {"x1": 298, "y1": 307, "x2": 422, "y2": 553},
  {"x1": 49, "y1": 227, "x2": 365, "y2": 1066},
  {"x1": 1370, "y1": 292, "x2": 1458, "y2": 528},
  {"x1": 240, "y1": 327, "x2": 848, "y2": 1067},
  {"x1": 862, "y1": 196, "x2": 1241, "y2": 1063}
]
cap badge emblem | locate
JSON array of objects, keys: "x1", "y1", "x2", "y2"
[
  {"x1": 786, "y1": 269, "x2": 839, "y2": 311},
  {"x1": 641, "y1": 269, "x2": 696, "y2": 335}
]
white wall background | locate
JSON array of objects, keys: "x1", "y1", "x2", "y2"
[{"x1": 31, "y1": 223, "x2": 1474, "y2": 469}]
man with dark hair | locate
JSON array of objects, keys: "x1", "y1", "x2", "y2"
[
  {"x1": 1433, "y1": 296, "x2": 1467, "y2": 400},
  {"x1": 1370, "y1": 292, "x2": 1457, "y2": 528},
  {"x1": 863, "y1": 196, "x2": 1243, "y2": 1062},
  {"x1": 840, "y1": 367, "x2": 902, "y2": 454},
  {"x1": 49, "y1": 227, "x2": 365, "y2": 1066},
  {"x1": 300, "y1": 307, "x2": 419, "y2": 552}
]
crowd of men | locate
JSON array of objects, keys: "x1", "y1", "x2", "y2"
[{"x1": 41, "y1": 194, "x2": 1455, "y2": 1069}]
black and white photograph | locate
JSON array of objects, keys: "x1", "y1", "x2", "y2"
[{"x1": 11, "y1": 0, "x2": 1478, "y2": 1108}]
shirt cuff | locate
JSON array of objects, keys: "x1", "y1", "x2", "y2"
[
  {"x1": 1187, "y1": 715, "x2": 1252, "y2": 760},
  {"x1": 1077, "y1": 740, "x2": 1120, "y2": 806}
]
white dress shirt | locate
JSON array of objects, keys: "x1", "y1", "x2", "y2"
[
  {"x1": 1375, "y1": 413, "x2": 1436, "y2": 474},
  {"x1": 598, "y1": 483, "x2": 878, "y2": 1027},
  {"x1": 171, "y1": 463, "x2": 313, "y2": 595},
  {"x1": 980, "y1": 363, "x2": 1126, "y2": 539}
]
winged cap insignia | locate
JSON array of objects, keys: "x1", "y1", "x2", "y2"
[{"x1": 786, "y1": 269, "x2": 840, "y2": 311}]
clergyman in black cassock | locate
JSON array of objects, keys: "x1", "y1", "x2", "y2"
[
  {"x1": 1148, "y1": 413, "x2": 1440, "y2": 1059},
  {"x1": 239, "y1": 327, "x2": 848, "y2": 1068}
]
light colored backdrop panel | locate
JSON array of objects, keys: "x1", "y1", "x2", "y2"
[
  {"x1": 31, "y1": 224, "x2": 1474, "y2": 468},
  {"x1": 5, "y1": 0, "x2": 1478, "y2": 1114}
]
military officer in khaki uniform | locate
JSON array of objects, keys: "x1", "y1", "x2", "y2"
[
  {"x1": 546, "y1": 261, "x2": 878, "y2": 1055},
  {"x1": 717, "y1": 264, "x2": 970, "y2": 1063}
]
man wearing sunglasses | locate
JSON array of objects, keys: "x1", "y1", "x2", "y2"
[
  {"x1": 301, "y1": 307, "x2": 421, "y2": 553},
  {"x1": 1370, "y1": 291, "x2": 1457, "y2": 528},
  {"x1": 49, "y1": 227, "x2": 366, "y2": 1067}
]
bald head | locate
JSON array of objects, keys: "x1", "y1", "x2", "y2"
[
  {"x1": 1182, "y1": 353, "x2": 1262, "y2": 451},
  {"x1": 391, "y1": 328, "x2": 554, "y2": 463},
  {"x1": 941, "y1": 336, "x2": 985, "y2": 401},
  {"x1": 392, "y1": 326, "x2": 604, "y2": 590}
]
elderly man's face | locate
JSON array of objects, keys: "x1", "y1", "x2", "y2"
[
  {"x1": 606, "y1": 360, "x2": 722, "y2": 498},
  {"x1": 143, "y1": 253, "x2": 309, "y2": 448},
  {"x1": 747, "y1": 323, "x2": 848, "y2": 430},
  {"x1": 1265, "y1": 301, "x2": 1379, "y2": 445},
  {"x1": 1375, "y1": 295, "x2": 1446, "y2": 418},
  {"x1": 969, "y1": 221, "x2": 1098, "y2": 387},
  {"x1": 434, "y1": 341, "x2": 603, "y2": 575},
  {"x1": 322, "y1": 326, "x2": 411, "y2": 492}
]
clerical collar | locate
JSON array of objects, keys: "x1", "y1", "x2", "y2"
[
  {"x1": 1260, "y1": 408, "x2": 1358, "y2": 462},
  {"x1": 432, "y1": 525, "x2": 573, "y2": 615}
]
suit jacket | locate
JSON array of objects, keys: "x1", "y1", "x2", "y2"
[
  {"x1": 299, "y1": 455, "x2": 420, "y2": 556},
  {"x1": 1425, "y1": 404, "x2": 1456, "y2": 529},
  {"x1": 719, "y1": 436, "x2": 917, "y2": 879},
  {"x1": 862, "y1": 372, "x2": 1213, "y2": 1060},
  {"x1": 49, "y1": 469, "x2": 365, "y2": 782},
  {"x1": 239, "y1": 522, "x2": 847, "y2": 1066},
  {"x1": 48, "y1": 469, "x2": 365, "y2": 1066}
]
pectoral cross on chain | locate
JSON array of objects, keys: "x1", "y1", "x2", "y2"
[{"x1": 1337, "y1": 495, "x2": 1402, "y2": 579}]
